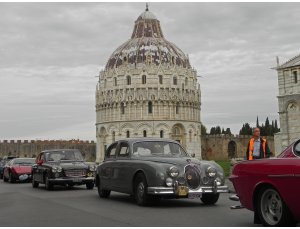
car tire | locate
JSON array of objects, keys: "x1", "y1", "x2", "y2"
[
  {"x1": 45, "y1": 174, "x2": 53, "y2": 191},
  {"x1": 200, "y1": 193, "x2": 220, "y2": 205},
  {"x1": 8, "y1": 172, "x2": 15, "y2": 183},
  {"x1": 3, "y1": 174, "x2": 8, "y2": 182},
  {"x1": 86, "y1": 182, "x2": 94, "y2": 190},
  {"x1": 256, "y1": 187, "x2": 296, "y2": 226},
  {"x1": 134, "y1": 173, "x2": 151, "y2": 206},
  {"x1": 32, "y1": 174, "x2": 39, "y2": 188},
  {"x1": 0, "y1": 174, "x2": 3, "y2": 179},
  {"x1": 97, "y1": 178, "x2": 110, "y2": 198}
]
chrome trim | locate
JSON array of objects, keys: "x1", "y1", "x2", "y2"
[
  {"x1": 48, "y1": 177, "x2": 94, "y2": 182},
  {"x1": 147, "y1": 185, "x2": 228, "y2": 195},
  {"x1": 268, "y1": 174, "x2": 294, "y2": 178}
]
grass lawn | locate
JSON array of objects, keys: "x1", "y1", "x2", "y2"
[{"x1": 215, "y1": 160, "x2": 231, "y2": 177}]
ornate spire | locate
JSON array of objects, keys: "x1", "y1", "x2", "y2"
[{"x1": 146, "y1": 3, "x2": 149, "y2": 11}]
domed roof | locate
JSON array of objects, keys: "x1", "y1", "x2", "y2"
[{"x1": 105, "y1": 5, "x2": 191, "y2": 70}]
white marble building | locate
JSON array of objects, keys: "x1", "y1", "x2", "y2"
[
  {"x1": 95, "y1": 6, "x2": 202, "y2": 162},
  {"x1": 274, "y1": 54, "x2": 300, "y2": 154}
]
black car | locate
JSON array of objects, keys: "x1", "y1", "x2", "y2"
[{"x1": 32, "y1": 149, "x2": 96, "y2": 190}]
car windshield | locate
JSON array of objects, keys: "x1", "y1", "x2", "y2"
[
  {"x1": 12, "y1": 158, "x2": 35, "y2": 165},
  {"x1": 132, "y1": 141, "x2": 188, "y2": 158},
  {"x1": 45, "y1": 151, "x2": 83, "y2": 162}
]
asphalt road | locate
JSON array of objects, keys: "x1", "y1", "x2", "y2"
[{"x1": 0, "y1": 181, "x2": 255, "y2": 227}]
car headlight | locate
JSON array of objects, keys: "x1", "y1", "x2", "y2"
[
  {"x1": 165, "y1": 177, "x2": 173, "y2": 187},
  {"x1": 206, "y1": 166, "x2": 217, "y2": 177},
  {"x1": 168, "y1": 166, "x2": 179, "y2": 178},
  {"x1": 52, "y1": 166, "x2": 62, "y2": 173},
  {"x1": 89, "y1": 165, "x2": 97, "y2": 172}
]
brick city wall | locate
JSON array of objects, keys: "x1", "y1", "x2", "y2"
[
  {"x1": 0, "y1": 140, "x2": 96, "y2": 162},
  {"x1": 0, "y1": 135, "x2": 274, "y2": 162},
  {"x1": 201, "y1": 134, "x2": 275, "y2": 161}
]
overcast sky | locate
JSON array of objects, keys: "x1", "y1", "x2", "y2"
[{"x1": 0, "y1": 2, "x2": 299, "y2": 140}]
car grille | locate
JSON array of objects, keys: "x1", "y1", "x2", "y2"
[
  {"x1": 185, "y1": 164, "x2": 201, "y2": 189},
  {"x1": 64, "y1": 169, "x2": 86, "y2": 177}
]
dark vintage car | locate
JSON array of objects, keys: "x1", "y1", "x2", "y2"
[
  {"x1": 96, "y1": 138, "x2": 228, "y2": 206},
  {"x1": 0, "y1": 156, "x2": 17, "y2": 179},
  {"x1": 31, "y1": 149, "x2": 96, "y2": 190},
  {"x1": 3, "y1": 158, "x2": 35, "y2": 183},
  {"x1": 230, "y1": 139, "x2": 300, "y2": 226}
]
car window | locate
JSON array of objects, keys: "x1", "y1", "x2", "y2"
[
  {"x1": 132, "y1": 141, "x2": 188, "y2": 158},
  {"x1": 118, "y1": 142, "x2": 129, "y2": 157},
  {"x1": 106, "y1": 143, "x2": 117, "y2": 158}
]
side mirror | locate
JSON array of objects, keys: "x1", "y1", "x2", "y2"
[
  {"x1": 191, "y1": 153, "x2": 195, "y2": 158},
  {"x1": 37, "y1": 159, "x2": 44, "y2": 165}
]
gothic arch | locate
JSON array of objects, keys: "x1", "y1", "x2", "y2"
[{"x1": 228, "y1": 140, "x2": 237, "y2": 159}]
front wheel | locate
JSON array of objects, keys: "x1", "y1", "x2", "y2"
[
  {"x1": 3, "y1": 174, "x2": 8, "y2": 182},
  {"x1": 86, "y1": 182, "x2": 94, "y2": 190},
  {"x1": 97, "y1": 178, "x2": 110, "y2": 198},
  {"x1": 256, "y1": 187, "x2": 296, "y2": 226},
  {"x1": 201, "y1": 193, "x2": 220, "y2": 205},
  {"x1": 8, "y1": 172, "x2": 15, "y2": 183},
  {"x1": 134, "y1": 173, "x2": 151, "y2": 206},
  {"x1": 45, "y1": 174, "x2": 53, "y2": 190},
  {"x1": 32, "y1": 174, "x2": 39, "y2": 188}
]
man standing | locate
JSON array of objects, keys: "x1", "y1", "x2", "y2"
[{"x1": 246, "y1": 127, "x2": 272, "y2": 160}]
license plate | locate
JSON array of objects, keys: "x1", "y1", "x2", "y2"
[
  {"x1": 72, "y1": 178, "x2": 82, "y2": 183},
  {"x1": 177, "y1": 186, "x2": 188, "y2": 196},
  {"x1": 188, "y1": 193, "x2": 202, "y2": 199}
]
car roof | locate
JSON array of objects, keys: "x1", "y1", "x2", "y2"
[{"x1": 115, "y1": 138, "x2": 180, "y2": 144}]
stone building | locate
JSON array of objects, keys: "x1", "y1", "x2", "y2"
[
  {"x1": 274, "y1": 54, "x2": 300, "y2": 154},
  {"x1": 95, "y1": 6, "x2": 202, "y2": 162}
]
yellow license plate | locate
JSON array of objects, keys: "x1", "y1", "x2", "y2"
[{"x1": 177, "y1": 186, "x2": 188, "y2": 196}]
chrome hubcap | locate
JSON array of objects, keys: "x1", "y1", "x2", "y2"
[
  {"x1": 261, "y1": 189, "x2": 283, "y2": 225},
  {"x1": 137, "y1": 182, "x2": 145, "y2": 200}
]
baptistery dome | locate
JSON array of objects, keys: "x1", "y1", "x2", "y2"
[
  {"x1": 95, "y1": 6, "x2": 202, "y2": 163},
  {"x1": 106, "y1": 7, "x2": 191, "y2": 70}
]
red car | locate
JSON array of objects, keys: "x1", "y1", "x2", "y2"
[
  {"x1": 3, "y1": 158, "x2": 35, "y2": 183},
  {"x1": 230, "y1": 139, "x2": 300, "y2": 226}
]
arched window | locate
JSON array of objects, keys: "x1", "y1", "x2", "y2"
[
  {"x1": 182, "y1": 83, "x2": 184, "y2": 90},
  {"x1": 126, "y1": 131, "x2": 130, "y2": 138},
  {"x1": 174, "y1": 127, "x2": 180, "y2": 135},
  {"x1": 185, "y1": 77, "x2": 188, "y2": 86},
  {"x1": 159, "y1": 75, "x2": 163, "y2": 84},
  {"x1": 112, "y1": 131, "x2": 115, "y2": 142},
  {"x1": 160, "y1": 130, "x2": 164, "y2": 138},
  {"x1": 121, "y1": 102, "x2": 125, "y2": 114},
  {"x1": 148, "y1": 101, "x2": 153, "y2": 114},
  {"x1": 173, "y1": 76, "x2": 177, "y2": 85},
  {"x1": 176, "y1": 103, "x2": 179, "y2": 114},
  {"x1": 143, "y1": 130, "x2": 147, "y2": 137},
  {"x1": 104, "y1": 79, "x2": 107, "y2": 88},
  {"x1": 142, "y1": 75, "x2": 147, "y2": 84},
  {"x1": 126, "y1": 75, "x2": 131, "y2": 85},
  {"x1": 114, "y1": 77, "x2": 117, "y2": 86},
  {"x1": 189, "y1": 131, "x2": 192, "y2": 142}
]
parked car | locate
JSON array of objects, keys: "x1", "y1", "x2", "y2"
[
  {"x1": 31, "y1": 149, "x2": 96, "y2": 190},
  {"x1": 229, "y1": 139, "x2": 300, "y2": 226},
  {"x1": 96, "y1": 138, "x2": 228, "y2": 206},
  {"x1": 0, "y1": 156, "x2": 17, "y2": 179},
  {"x1": 3, "y1": 158, "x2": 35, "y2": 183}
]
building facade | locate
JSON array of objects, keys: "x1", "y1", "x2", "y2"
[
  {"x1": 274, "y1": 54, "x2": 300, "y2": 154},
  {"x1": 95, "y1": 6, "x2": 202, "y2": 162}
]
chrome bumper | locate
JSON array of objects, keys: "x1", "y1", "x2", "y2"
[
  {"x1": 147, "y1": 185, "x2": 228, "y2": 195},
  {"x1": 48, "y1": 177, "x2": 94, "y2": 183}
]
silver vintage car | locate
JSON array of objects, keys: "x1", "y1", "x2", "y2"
[{"x1": 96, "y1": 138, "x2": 228, "y2": 205}]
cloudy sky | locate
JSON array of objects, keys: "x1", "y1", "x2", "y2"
[{"x1": 0, "y1": 2, "x2": 299, "y2": 140}]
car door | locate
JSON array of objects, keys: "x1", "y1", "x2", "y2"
[
  {"x1": 100, "y1": 143, "x2": 118, "y2": 190},
  {"x1": 114, "y1": 141, "x2": 132, "y2": 193}
]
